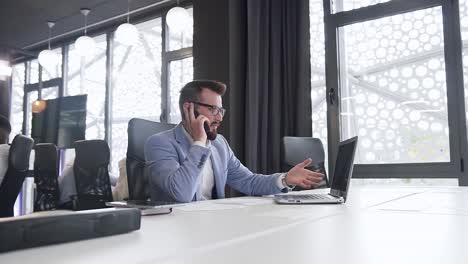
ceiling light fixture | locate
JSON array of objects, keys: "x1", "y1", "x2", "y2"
[
  {"x1": 115, "y1": 0, "x2": 139, "y2": 46},
  {"x1": 166, "y1": 0, "x2": 191, "y2": 33},
  {"x1": 31, "y1": 99, "x2": 47, "y2": 114},
  {"x1": 38, "y1": 21, "x2": 60, "y2": 71},
  {"x1": 74, "y1": 8, "x2": 96, "y2": 58},
  {"x1": 0, "y1": 60, "x2": 12, "y2": 81}
]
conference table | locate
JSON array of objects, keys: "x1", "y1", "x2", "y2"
[{"x1": 1, "y1": 182, "x2": 467, "y2": 264}]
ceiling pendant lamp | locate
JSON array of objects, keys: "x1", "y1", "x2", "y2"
[
  {"x1": 0, "y1": 60, "x2": 12, "y2": 81},
  {"x1": 32, "y1": 100, "x2": 47, "y2": 114},
  {"x1": 74, "y1": 8, "x2": 95, "y2": 58},
  {"x1": 38, "y1": 21, "x2": 60, "y2": 71},
  {"x1": 32, "y1": 68, "x2": 47, "y2": 114},
  {"x1": 166, "y1": 0, "x2": 191, "y2": 33},
  {"x1": 115, "y1": 0, "x2": 139, "y2": 46}
]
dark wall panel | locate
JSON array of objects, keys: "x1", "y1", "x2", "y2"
[{"x1": 193, "y1": 0, "x2": 230, "y2": 139}]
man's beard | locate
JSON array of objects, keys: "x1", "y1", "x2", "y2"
[
  {"x1": 207, "y1": 130, "x2": 217, "y2": 140},
  {"x1": 206, "y1": 123, "x2": 219, "y2": 140}
]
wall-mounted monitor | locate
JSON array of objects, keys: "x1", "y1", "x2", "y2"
[{"x1": 31, "y1": 95, "x2": 87, "y2": 149}]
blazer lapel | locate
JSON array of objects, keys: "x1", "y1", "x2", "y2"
[
  {"x1": 174, "y1": 123, "x2": 224, "y2": 199},
  {"x1": 174, "y1": 123, "x2": 197, "y2": 200},
  {"x1": 174, "y1": 123, "x2": 191, "y2": 152}
]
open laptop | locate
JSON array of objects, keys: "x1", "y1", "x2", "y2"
[{"x1": 274, "y1": 136, "x2": 358, "y2": 204}]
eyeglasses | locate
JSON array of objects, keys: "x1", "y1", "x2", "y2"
[{"x1": 190, "y1": 101, "x2": 226, "y2": 117}]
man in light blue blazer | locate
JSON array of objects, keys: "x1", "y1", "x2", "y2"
[{"x1": 145, "y1": 80, "x2": 323, "y2": 203}]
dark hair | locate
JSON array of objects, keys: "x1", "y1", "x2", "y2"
[
  {"x1": 0, "y1": 115, "x2": 11, "y2": 134},
  {"x1": 178, "y1": 80, "x2": 227, "y2": 117}
]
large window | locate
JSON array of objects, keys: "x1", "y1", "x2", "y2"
[
  {"x1": 314, "y1": 0, "x2": 466, "y2": 185},
  {"x1": 340, "y1": 8, "x2": 448, "y2": 164},
  {"x1": 310, "y1": 0, "x2": 327, "y2": 163},
  {"x1": 460, "y1": 0, "x2": 468, "y2": 149},
  {"x1": 42, "y1": 47, "x2": 62, "y2": 81},
  {"x1": 168, "y1": 57, "x2": 193, "y2": 124},
  {"x1": 67, "y1": 34, "x2": 107, "y2": 140},
  {"x1": 166, "y1": 7, "x2": 194, "y2": 124},
  {"x1": 332, "y1": 0, "x2": 391, "y2": 13},
  {"x1": 110, "y1": 18, "x2": 163, "y2": 174},
  {"x1": 167, "y1": 8, "x2": 193, "y2": 51},
  {"x1": 9, "y1": 63, "x2": 25, "y2": 141},
  {"x1": 9, "y1": 5, "x2": 194, "y2": 176}
]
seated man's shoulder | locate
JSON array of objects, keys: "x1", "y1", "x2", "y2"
[
  {"x1": 213, "y1": 133, "x2": 226, "y2": 141},
  {"x1": 211, "y1": 134, "x2": 229, "y2": 147},
  {"x1": 146, "y1": 129, "x2": 176, "y2": 145}
]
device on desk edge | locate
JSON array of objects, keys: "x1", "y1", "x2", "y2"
[
  {"x1": 106, "y1": 200, "x2": 183, "y2": 215},
  {"x1": 0, "y1": 208, "x2": 141, "y2": 253},
  {"x1": 274, "y1": 136, "x2": 358, "y2": 204}
]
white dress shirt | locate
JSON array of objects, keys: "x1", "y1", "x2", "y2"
[{"x1": 181, "y1": 126, "x2": 215, "y2": 200}]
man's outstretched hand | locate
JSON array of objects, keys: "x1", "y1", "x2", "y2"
[{"x1": 286, "y1": 158, "x2": 324, "y2": 189}]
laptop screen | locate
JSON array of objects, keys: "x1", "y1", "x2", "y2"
[{"x1": 329, "y1": 136, "x2": 358, "y2": 201}]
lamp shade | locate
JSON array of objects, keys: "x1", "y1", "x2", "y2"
[
  {"x1": 32, "y1": 100, "x2": 47, "y2": 113},
  {"x1": 38, "y1": 49, "x2": 60, "y2": 70},
  {"x1": 74, "y1": 35, "x2": 96, "y2": 58},
  {"x1": 166, "y1": 7, "x2": 191, "y2": 33},
  {"x1": 115, "y1": 23, "x2": 139, "y2": 46},
  {"x1": 0, "y1": 60, "x2": 12, "y2": 79}
]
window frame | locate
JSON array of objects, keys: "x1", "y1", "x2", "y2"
[{"x1": 323, "y1": 0, "x2": 468, "y2": 185}]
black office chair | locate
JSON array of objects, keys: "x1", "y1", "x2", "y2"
[
  {"x1": 72, "y1": 139, "x2": 113, "y2": 210},
  {"x1": 126, "y1": 118, "x2": 175, "y2": 200},
  {"x1": 33, "y1": 143, "x2": 60, "y2": 211},
  {"x1": 0, "y1": 135, "x2": 34, "y2": 217},
  {"x1": 282, "y1": 137, "x2": 329, "y2": 189}
]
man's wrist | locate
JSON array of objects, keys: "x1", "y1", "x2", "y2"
[{"x1": 281, "y1": 173, "x2": 295, "y2": 190}]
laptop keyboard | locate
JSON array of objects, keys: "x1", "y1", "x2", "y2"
[{"x1": 279, "y1": 194, "x2": 335, "y2": 200}]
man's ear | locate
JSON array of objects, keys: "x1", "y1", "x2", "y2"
[{"x1": 181, "y1": 103, "x2": 188, "y2": 121}]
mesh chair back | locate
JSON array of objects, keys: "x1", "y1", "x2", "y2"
[
  {"x1": 126, "y1": 118, "x2": 175, "y2": 200},
  {"x1": 0, "y1": 135, "x2": 34, "y2": 217},
  {"x1": 282, "y1": 137, "x2": 329, "y2": 188},
  {"x1": 73, "y1": 140, "x2": 112, "y2": 210},
  {"x1": 33, "y1": 143, "x2": 59, "y2": 211}
]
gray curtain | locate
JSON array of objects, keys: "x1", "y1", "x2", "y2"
[{"x1": 228, "y1": 0, "x2": 312, "y2": 174}]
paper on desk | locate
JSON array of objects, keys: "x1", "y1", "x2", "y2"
[
  {"x1": 175, "y1": 197, "x2": 273, "y2": 211},
  {"x1": 176, "y1": 201, "x2": 245, "y2": 211},
  {"x1": 213, "y1": 198, "x2": 273, "y2": 206}
]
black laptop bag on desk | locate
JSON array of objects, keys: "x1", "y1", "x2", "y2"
[{"x1": 0, "y1": 208, "x2": 141, "y2": 253}]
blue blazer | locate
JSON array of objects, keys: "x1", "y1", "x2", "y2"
[{"x1": 144, "y1": 124, "x2": 283, "y2": 202}]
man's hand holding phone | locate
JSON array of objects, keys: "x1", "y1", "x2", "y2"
[{"x1": 183, "y1": 102, "x2": 209, "y2": 142}]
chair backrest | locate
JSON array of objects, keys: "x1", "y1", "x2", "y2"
[
  {"x1": 126, "y1": 118, "x2": 175, "y2": 200},
  {"x1": 33, "y1": 143, "x2": 59, "y2": 211},
  {"x1": 282, "y1": 137, "x2": 329, "y2": 188},
  {"x1": 73, "y1": 139, "x2": 113, "y2": 210},
  {"x1": 0, "y1": 135, "x2": 34, "y2": 217}
]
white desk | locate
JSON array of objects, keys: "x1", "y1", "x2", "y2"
[{"x1": 1, "y1": 184, "x2": 467, "y2": 264}]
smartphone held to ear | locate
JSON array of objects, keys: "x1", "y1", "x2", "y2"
[{"x1": 194, "y1": 109, "x2": 211, "y2": 135}]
